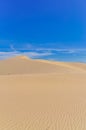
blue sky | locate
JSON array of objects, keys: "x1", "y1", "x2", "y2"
[{"x1": 0, "y1": 0, "x2": 86, "y2": 62}]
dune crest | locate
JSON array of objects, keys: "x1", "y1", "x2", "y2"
[
  {"x1": 0, "y1": 56, "x2": 86, "y2": 75},
  {"x1": 9, "y1": 55, "x2": 30, "y2": 60},
  {"x1": 16, "y1": 55, "x2": 29, "y2": 60}
]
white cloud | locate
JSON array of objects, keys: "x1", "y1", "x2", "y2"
[
  {"x1": 0, "y1": 42, "x2": 86, "y2": 62},
  {"x1": 0, "y1": 51, "x2": 20, "y2": 60},
  {"x1": 24, "y1": 52, "x2": 52, "y2": 58},
  {"x1": 0, "y1": 51, "x2": 52, "y2": 60},
  {"x1": 1, "y1": 41, "x2": 86, "y2": 54},
  {"x1": 12, "y1": 44, "x2": 86, "y2": 54},
  {"x1": 0, "y1": 46, "x2": 86, "y2": 60},
  {"x1": 10, "y1": 44, "x2": 17, "y2": 51},
  {"x1": 35, "y1": 48, "x2": 86, "y2": 54}
]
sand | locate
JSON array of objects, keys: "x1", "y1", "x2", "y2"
[{"x1": 0, "y1": 56, "x2": 86, "y2": 130}]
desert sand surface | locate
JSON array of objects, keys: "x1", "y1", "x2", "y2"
[{"x1": 0, "y1": 56, "x2": 86, "y2": 130}]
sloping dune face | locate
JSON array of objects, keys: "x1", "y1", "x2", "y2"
[
  {"x1": 0, "y1": 56, "x2": 86, "y2": 130},
  {"x1": 0, "y1": 56, "x2": 86, "y2": 75}
]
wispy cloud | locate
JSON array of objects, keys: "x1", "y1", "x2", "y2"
[
  {"x1": 24, "y1": 52, "x2": 52, "y2": 58},
  {"x1": 0, "y1": 42, "x2": 86, "y2": 62},
  {"x1": 0, "y1": 51, "x2": 20, "y2": 60},
  {"x1": 31, "y1": 48, "x2": 86, "y2": 54},
  {"x1": 10, "y1": 43, "x2": 86, "y2": 54},
  {"x1": 0, "y1": 51, "x2": 52, "y2": 60},
  {"x1": 10, "y1": 44, "x2": 17, "y2": 52},
  {"x1": 0, "y1": 41, "x2": 86, "y2": 54}
]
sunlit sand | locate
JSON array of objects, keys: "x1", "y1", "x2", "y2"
[{"x1": 0, "y1": 56, "x2": 86, "y2": 130}]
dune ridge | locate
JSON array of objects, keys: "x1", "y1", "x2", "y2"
[{"x1": 0, "y1": 55, "x2": 86, "y2": 75}]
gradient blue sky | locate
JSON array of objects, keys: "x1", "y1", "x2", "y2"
[{"x1": 0, "y1": 0, "x2": 86, "y2": 62}]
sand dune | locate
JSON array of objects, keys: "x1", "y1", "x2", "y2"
[
  {"x1": 0, "y1": 55, "x2": 86, "y2": 75},
  {"x1": 0, "y1": 56, "x2": 86, "y2": 130}
]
